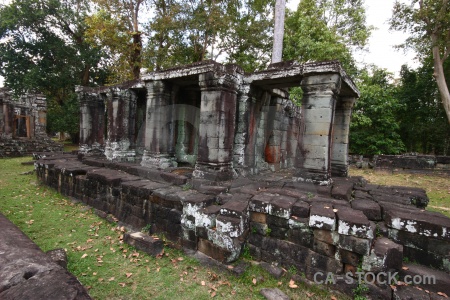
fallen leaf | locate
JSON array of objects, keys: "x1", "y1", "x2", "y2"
[
  {"x1": 252, "y1": 278, "x2": 257, "y2": 285},
  {"x1": 98, "y1": 278, "x2": 104, "y2": 282},
  {"x1": 126, "y1": 273, "x2": 132, "y2": 278},
  {"x1": 211, "y1": 291, "x2": 216, "y2": 298},
  {"x1": 93, "y1": 272, "x2": 97, "y2": 276},
  {"x1": 437, "y1": 292, "x2": 449, "y2": 298},
  {"x1": 201, "y1": 281, "x2": 206, "y2": 286},
  {"x1": 156, "y1": 267, "x2": 160, "y2": 272},
  {"x1": 81, "y1": 253, "x2": 88, "y2": 259},
  {"x1": 331, "y1": 296, "x2": 337, "y2": 300},
  {"x1": 119, "y1": 283, "x2": 126, "y2": 287},
  {"x1": 402, "y1": 266, "x2": 409, "y2": 270},
  {"x1": 108, "y1": 277, "x2": 115, "y2": 282},
  {"x1": 177, "y1": 257, "x2": 184, "y2": 261},
  {"x1": 277, "y1": 281, "x2": 282, "y2": 286},
  {"x1": 86, "y1": 239, "x2": 93, "y2": 243},
  {"x1": 306, "y1": 292, "x2": 315, "y2": 297}
]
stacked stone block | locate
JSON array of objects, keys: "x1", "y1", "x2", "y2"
[{"x1": 34, "y1": 153, "x2": 450, "y2": 299}]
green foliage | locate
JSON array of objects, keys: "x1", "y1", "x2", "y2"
[
  {"x1": 143, "y1": 0, "x2": 274, "y2": 72},
  {"x1": 141, "y1": 224, "x2": 151, "y2": 233},
  {"x1": 350, "y1": 66, "x2": 406, "y2": 155},
  {"x1": 241, "y1": 244, "x2": 253, "y2": 260},
  {"x1": 397, "y1": 62, "x2": 450, "y2": 154},
  {"x1": 0, "y1": 0, "x2": 106, "y2": 94},
  {"x1": 47, "y1": 93, "x2": 80, "y2": 143},
  {"x1": 390, "y1": 0, "x2": 450, "y2": 123},
  {"x1": 283, "y1": 0, "x2": 373, "y2": 76}
]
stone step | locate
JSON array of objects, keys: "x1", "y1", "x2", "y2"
[
  {"x1": 400, "y1": 263, "x2": 450, "y2": 296},
  {"x1": 123, "y1": 232, "x2": 164, "y2": 256}
]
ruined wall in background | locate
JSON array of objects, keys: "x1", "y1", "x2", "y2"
[{"x1": 0, "y1": 88, "x2": 63, "y2": 157}]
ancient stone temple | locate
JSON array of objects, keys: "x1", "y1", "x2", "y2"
[
  {"x1": 76, "y1": 60, "x2": 359, "y2": 184},
  {"x1": 36, "y1": 60, "x2": 450, "y2": 299},
  {"x1": 0, "y1": 88, "x2": 63, "y2": 157}
]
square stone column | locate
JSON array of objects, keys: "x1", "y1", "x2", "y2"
[
  {"x1": 104, "y1": 88, "x2": 137, "y2": 161},
  {"x1": 295, "y1": 74, "x2": 341, "y2": 185},
  {"x1": 77, "y1": 91, "x2": 105, "y2": 153},
  {"x1": 141, "y1": 81, "x2": 177, "y2": 169},
  {"x1": 331, "y1": 97, "x2": 356, "y2": 177},
  {"x1": 193, "y1": 72, "x2": 239, "y2": 180}
]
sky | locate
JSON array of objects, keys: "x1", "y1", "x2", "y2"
[
  {"x1": 287, "y1": 0, "x2": 418, "y2": 76},
  {"x1": 0, "y1": 0, "x2": 416, "y2": 87}
]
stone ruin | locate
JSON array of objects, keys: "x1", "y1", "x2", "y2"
[
  {"x1": 76, "y1": 60, "x2": 358, "y2": 184},
  {"x1": 0, "y1": 88, "x2": 63, "y2": 157},
  {"x1": 33, "y1": 60, "x2": 450, "y2": 299}
]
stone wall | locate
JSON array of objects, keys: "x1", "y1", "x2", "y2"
[
  {"x1": 35, "y1": 154, "x2": 450, "y2": 299},
  {"x1": 350, "y1": 154, "x2": 450, "y2": 174},
  {"x1": 0, "y1": 88, "x2": 63, "y2": 156}
]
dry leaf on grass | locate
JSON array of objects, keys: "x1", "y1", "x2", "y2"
[
  {"x1": 81, "y1": 253, "x2": 88, "y2": 259},
  {"x1": 125, "y1": 273, "x2": 132, "y2": 278},
  {"x1": 289, "y1": 279, "x2": 298, "y2": 289}
]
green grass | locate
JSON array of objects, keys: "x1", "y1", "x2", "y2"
[
  {"x1": 350, "y1": 168, "x2": 450, "y2": 217},
  {"x1": 0, "y1": 157, "x2": 345, "y2": 300}
]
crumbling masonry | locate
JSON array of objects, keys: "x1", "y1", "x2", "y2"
[
  {"x1": 0, "y1": 88, "x2": 63, "y2": 156},
  {"x1": 76, "y1": 60, "x2": 358, "y2": 184},
  {"x1": 34, "y1": 60, "x2": 450, "y2": 299}
]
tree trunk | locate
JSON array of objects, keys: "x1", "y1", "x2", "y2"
[
  {"x1": 432, "y1": 44, "x2": 450, "y2": 124},
  {"x1": 271, "y1": 0, "x2": 286, "y2": 63}
]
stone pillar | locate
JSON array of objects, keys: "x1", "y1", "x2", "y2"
[
  {"x1": 331, "y1": 97, "x2": 356, "y2": 177},
  {"x1": 295, "y1": 74, "x2": 341, "y2": 185},
  {"x1": 78, "y1": 91, "x2": 105, "y2": 153},
  {"x1": 193, "y1": 72, "x2": 238, "y2": 180},
  {"x1": 104, "y1": 88, "x2": 137, "y2": 161},
  {"x1": 141, "y1": 81, "x2": 177, "y2": 169}
]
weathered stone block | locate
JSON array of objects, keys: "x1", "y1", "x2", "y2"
[
  {"x1": 351, "y1": 199, "x2": 382, "y2": 221},
  {"x1": 314, "y1": 229, "x2": 337, "y2": 245},
  {"x1": 287, "y1": 228, "x2": 314, "y2": 247},
  {"x1": 336, "y1": 207, "x2": 373, "y2": 239},
  {"x1": 384, "y1": 208, "x2": 450, "y2": 240},
  {"x1": 220, "y1": 200, "x2": 249, "y2": 218},
  {"x1": 123, "y1": 232, "x2": 164, "y2": 256},
  {"x1": 249, "y1": 193, "x2": 274, "y2": 213},
  {"x1": 309, "y1": 205, "x2": 336, "y2": 230},
  {"x1": 291, "y1": 200, "x2": 310, "y2": 218},
  {"x1": 362, "y1": 237, "x2": 403, "y2": 273},
  {"x1": 250, "y1": 212, "x2": 267, "y2": 224},
  {"x1": 216, "y1": 215, "x2": 245, "y2": 237},
  {"x1": 337, "y1": 234, "x2": 371, "y2": 255},
  {"x1": 331, "y1": 181, "x2": 354, "y2": 201},
  {"x1": 270, "y1": 195, "x2": 296, "y2": 219},
  {"x1": 313, "y1": 239, "x2": 336, "y2": 257},
  {"x1": 198, "y1": 238, "x2": 233, "y2": 263},
  {"x1": 338, "y1": 249, "x2": 361, "y2": 266}
]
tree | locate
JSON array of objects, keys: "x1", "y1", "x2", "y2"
[
  {"x1": 0, "y1": 0, "x2": 107, "y2": 142},
  {"x1": 397, "y1": 62, "x2": 450, "y2": 154},
  {"x1": 349, "y1": 66, "x2": 406, "y2": 156},
  {"x1": 143, "y1": 0, "x2": 275, "y2": 72},
  {"x1": 283, "y1": 0, "x2": 372, "y2": 74},
  {"x1": 85, "y1": 0, "x2": 147, "y2": 83},
  {"x1": 390, "y1": 0, "x2": 450, "y2": 123},
  {"x1": 272, "y1": 0, "x2": 285, "y2": 63}
]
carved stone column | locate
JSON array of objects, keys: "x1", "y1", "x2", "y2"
[
  {"x1": 295, "y1": 74, "x2": 341, "y2": 185},
  {"x1": 331, "y1": 97, "x2": 356, "y2": 177},
  {"x1": 104, "y1": 88, "x2": 137, "y2": 161},
  {"x1": 77, "y1": 90, "x2": 105, "y2": 153},
  {"x1": 141, "y1": 81, "x2": 177, "y2": 169},
  {"x1": 193, "y1": 72, "x2": 239, "y2": 180}
]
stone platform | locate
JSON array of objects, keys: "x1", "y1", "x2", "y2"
[
  {"x1": 0, "y1": 212, "x2": 91, "y2": 300},
  {"x1": 34, "y1": 153, "x2": 450, "y2": 299}
]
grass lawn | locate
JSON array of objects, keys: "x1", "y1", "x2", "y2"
[
  {"x1": 0, "y1": 157, "x2": 344, "y2": 300},
  {"x1": 349, "y1": 168, "x2": 450, "y2": 218}
]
